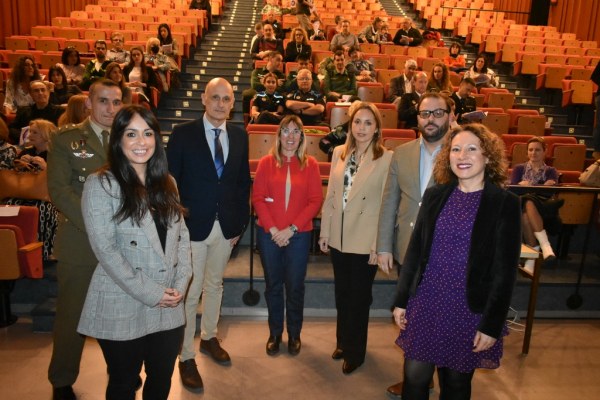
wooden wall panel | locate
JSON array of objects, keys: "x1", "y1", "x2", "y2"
[
  {"x1": 492, "y1": 0, "x2": 600, "y2": 42},
  {"x1": 0, "y1": 0, "x2": 95, "y2": 48},
  {"x1": 548, "y1": 0, "x2": 600, "y2": 43},
  {"x1": 493, "y1": 0, "x2": 531, "y2": 25}
]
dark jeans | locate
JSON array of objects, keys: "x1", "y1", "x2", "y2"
[
  {"x1": 330, "y1": 247, "x2": 378, "y2": 364},
  {"x1": 97, "y1": 326, "x2": 184, "y2": 400},
  {"x1": 257, "y1": 229, "x2": 311, "y2": 338}
]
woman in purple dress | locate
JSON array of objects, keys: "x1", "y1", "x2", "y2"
[{"x1": 393, "y1": 123, "x2": 521, "y2": 399}]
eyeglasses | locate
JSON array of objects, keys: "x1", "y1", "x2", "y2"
[
  {"x1": 417, "y1": 109, "x2": 448, "y2": 119},
  {"x1": 297, "y1": 77, "x2": 311, "y2": 81},
  {"x1": 295, "y1": 33, "x2": 304, "y2": 36},
  {"x1": 281, "y1": 128, "x2": 303, "y2": 136}
]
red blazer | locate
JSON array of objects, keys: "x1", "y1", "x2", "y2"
[{"x1": 252, "y1": 154, "x2": 322, "y2": 233}]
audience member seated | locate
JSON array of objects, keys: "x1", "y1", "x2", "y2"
[
  {"x1": 450, "y1": 77, "x2": 477, "y2": 124},
  {"x1": 106, "y1": 32, "x2": 131, "y2": 67},
  {"x1": 5, "y1": 119, "x2": 59, "y2": 261},
  {"x1": 251, "y1": 23, "x2": 284, "y2": 61},
  {"x1": 57, "y1": 94, "x2": 89, "y2": 127},
  {"x1": 464, "y1": 56, "x2": 498, "y2": 88},
  {"x1": 8, "y1": 81, "x2": 64, "y2": 144},
  {"x1": 393, "y1": 17, "x2": 423, "y2": 46},
  {"x1": 158, "y1": 23, "x2": 179, "y2": 62},
  {"x1": 285, "y1": 27, "x2": 312, "y2": 62},
  {"x1": 81, "y1": 40, "x2": 111, "y2": 90},
  {"x1": 377, "y1": 24, "x2": 394, "y2": 45},
  {"x1": 243, "y1": 51, "x2": 286, "y2": 114},
  {"x1": 427, "y1": 62, "x2": 453, "y2": 94},
  {"x1": 388, "y1": 59, "x2": 418, "y2": 108},
  {"x1": 347, "y1": 48, "x2": 375, "y2": 83},
  {"x1": 317, "y1": 46, "x2": 353, "y2": 77},
  {"x1": 57, "y1": 47, "x2": 85, "y2": 87},
  {"x1": 444, "y1": 42, "x2": 467, "y2": 73},
  {"x1": 48, "y1": 66, "x2": 82, "y2": 106},
  {"x1": 0, "y1": 119, "x2": 18, "y2": 169},
  {"x1": 398, "y1": 71, "x2": 428, "y2": 129},
  {"x1": 190, "y1": 0, "x2": 212, "y2": 27},
  {"x1": 3, "y1": 56, "x2": 43, "y2": 115},
  {"x1": 146, "y1": 37, "x2": 179, "y2": 93},
  {"x1": 446, "y1": 97, "x2": 461, "y2": 129},
  {"x1": 319, "y1": 100, "x2": 362, "y2": 160},
  {"x1": 263, "y1": 10, "x2": 285, "y2": 40},
  {"x1": 510, "y1": 136, "x2": 560, "y2": 272},
  {"x1": 250, "y1": 22, "x2": 263, "y2": 55},
  {"x1": 284, "y1": 55, "x2": 320, "y2": 93},
  {"x1": 261, "y1": 0, "x2": 282, "y2": 16},
  {"x1": 285, "y1": 69, "x2": 326, "y2": 126},
  {"x1": 327, "y1": 16, "x2": 343, "y2": 42},
  {"x1": 251, "y1": 72, "x2": 285, "y2": 124},
  {"x1": 324, "y1": 50, "x2": 358, "y2": 102},
  {"x1": 358, "y1": 17, "x2": 383, "y2": 44},
  {"x1": 330, "y1": 20, "x2": 360, "y2": 52},
  {"x1": 123, "y1": 47, "x2": 159, "y2": 108},
  {"x1": 105, "y1": 62, "x2": 133, "y2": 105},
  {"x1": 310, "y1": 23, "x2": 326, "y2": 40}
]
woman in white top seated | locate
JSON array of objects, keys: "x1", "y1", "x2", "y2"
[{"x1": 463, "y1": 56, "x2": 499, "y2": 88}]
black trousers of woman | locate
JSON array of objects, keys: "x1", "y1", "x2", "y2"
[
  {"x1": 403, "y1": 358, "x2": 474, "y2": 400},
  {"x1": 330, "y1": 248, "x2": 378, "y2": 365},
  {"x1": 97, "y1": 326, "x2": 184, "y2": 400}
]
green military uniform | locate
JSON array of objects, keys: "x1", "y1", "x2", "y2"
[{"x1": 47, "y1": 118, "x2": 108, "y2": 388}]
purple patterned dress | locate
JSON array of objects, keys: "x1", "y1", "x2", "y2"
[{"x1": 396, "y1": 187, "x2": 507, "y2": 373}]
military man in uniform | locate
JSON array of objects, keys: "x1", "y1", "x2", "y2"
[
  {"x1": 285, "y1": 69, "x2": 326, "y2": 126},
  {"x1": 47, "y1": 79, "x2": 123, "y2": 400}
]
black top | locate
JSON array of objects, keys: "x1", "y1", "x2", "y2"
[{"x1": 50, "y1": 85, "x2": 82, "y2": 105}]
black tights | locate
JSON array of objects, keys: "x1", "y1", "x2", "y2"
[{"x1": 402, "y1": 358, "x2": 474, "y2": 400}]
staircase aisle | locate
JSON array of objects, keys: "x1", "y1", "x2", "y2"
[{"x1": 156, "y1": 0, "x2": 261, "y2": 137}]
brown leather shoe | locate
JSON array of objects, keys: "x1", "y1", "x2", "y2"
[
  {"x1": 53, "y1": 386, "x2": 76, "y2": 400},
  {"x1": 288, "y1": 336, "x2": 301, "y2": 355},
  {"x1": 331, "y1": 348, "x2": 343, "y2": 360},
  {"x1": 178, "y1": 359, "x2": 203, "y2": 390},
  {"x1": 266, "y1": 335, "x2": 281, "y2": 356},
  {"x1": 386, "y1": 382, "x2": 403, "y2": 397},
  {"x1": 342, "y1": 360, "x2": 363, "y2": 374},
  {"x1": 200, "y1": 337, "x2": 231, "y2": 364}
]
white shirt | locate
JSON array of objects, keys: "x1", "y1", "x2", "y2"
[
  {"x1": 419, "y1": 136, "x2": 441, "y2": 197},
  {"x1": 203, "y1": 114, "x2": 229, "y2": 162}
]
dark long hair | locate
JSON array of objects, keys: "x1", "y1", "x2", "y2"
[
  {"x1": 126, "y1": 47, "x2": 149, "y2": 83},
  {"x1": 101, "y1": 105, "x2": 185, "y2": 228},
  {"x1": 10, "y1": 56, "x2": 42, "y2": 92},
  {"x1": 61, "y1": 47, "x2": 81, "y2": 65},
  {"x1": 158, "y1": 23, "x2": 173, "y2": 45},
  {"x1": 48, "y1": 66, "x2": 68, "y2": 90}
]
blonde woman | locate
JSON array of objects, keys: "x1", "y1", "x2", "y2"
[{"x1": 252, "y1": 115, "x2": 322, "y2": 356}]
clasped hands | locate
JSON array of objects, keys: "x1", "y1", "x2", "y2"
[
  {"x1": 158, "y1": 288, "x2": 182, "y2": 308},
  {"x1": 270, "y1": 227, "x2": 293, "y2": 247}
]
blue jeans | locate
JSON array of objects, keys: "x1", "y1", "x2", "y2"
[{"x1": 257, "y1": 229, "x2": 311, "y2": 338}]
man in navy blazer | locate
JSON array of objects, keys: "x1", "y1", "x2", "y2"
[{"x1": 166, "y1": 78, "x2": 251, "y2": 391}]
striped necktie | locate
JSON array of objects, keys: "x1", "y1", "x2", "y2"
[{"x1": 213, "y1": 128, "x2": 224, "y2": 178}]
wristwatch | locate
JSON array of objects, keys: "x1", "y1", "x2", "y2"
[{"x1": 289, "y1": 224, "x2": 298, "y2": 235}]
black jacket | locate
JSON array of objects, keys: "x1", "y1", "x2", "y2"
[{"x1": 394, "y1": 181, "x2": 521, "y2": 339}]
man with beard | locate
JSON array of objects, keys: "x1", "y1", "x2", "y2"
[
  {"x1": 376, "y1": 92, "x2": 452, "y2": 398},
  {"x1": 398, "y1": 71, "x2": 428, "y2": 130}
]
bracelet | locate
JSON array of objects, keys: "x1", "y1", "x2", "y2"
[{"x1": 289, "y1": 224, "x2": 298, "y2": 235}]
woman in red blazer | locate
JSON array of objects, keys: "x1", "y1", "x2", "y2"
[{"x1": 252, "y1": 115, "x2": 322, "y2": 356}]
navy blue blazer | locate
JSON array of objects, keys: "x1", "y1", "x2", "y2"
[
  {"x1": 166, "y1": 117, "x2": 251, "y2": 241},
  {"x1": 394, "y1": 181, "x2": 521, "y2": 339}
]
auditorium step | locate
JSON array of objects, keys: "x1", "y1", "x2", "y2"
[{"x1": 155, "y1": 0, "x2": 260, "y2": 130}]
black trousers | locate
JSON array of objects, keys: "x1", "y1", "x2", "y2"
[
  {"x1": 330, "y1": 247, "x2": 378, "y2": 364},
  {"x1": 97, "y1": 326, "x2": 184, "y2": 400}
]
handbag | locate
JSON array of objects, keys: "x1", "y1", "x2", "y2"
[
  {"x1": 579, "y1": 160, "x2": 600, "y2": 187},
  {"x1": 0, "y1": 169, "x2": 50, "y2": 201}
]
